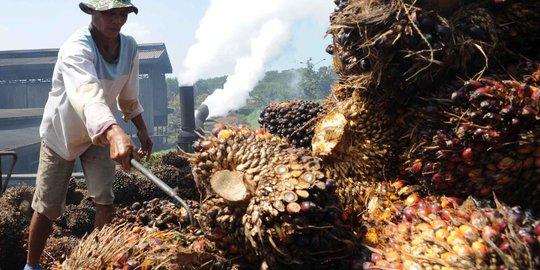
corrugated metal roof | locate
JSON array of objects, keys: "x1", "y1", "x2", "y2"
[
  {"x1": 0, "y1": 43, "x2": 172, "y2": 72},
  {"x1": 0, "y1": 56, "x2": 58, "y2": 67}
]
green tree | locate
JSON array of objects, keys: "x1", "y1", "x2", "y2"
[
  {"x1": 166, "y1": 77, "x2": 179, "y2": 98},
  {"x1": 299, "y1": 58, "x2": 322, "y2": 100}
]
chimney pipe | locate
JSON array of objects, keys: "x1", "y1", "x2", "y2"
[
  {"x1": 179, "y1": 86, "x2": 196, "y2": 131},
  {"x1": 177, "y1": 86, "x2": 198, "y2": 152}
]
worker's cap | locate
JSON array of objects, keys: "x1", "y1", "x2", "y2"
[{"x1": 80, "y1": 0, "x2": 138, "y2": 15}]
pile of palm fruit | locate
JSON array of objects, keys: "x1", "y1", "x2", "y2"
[{"x1": 3, "y1": 0, "x2": 540, "y2": 269}]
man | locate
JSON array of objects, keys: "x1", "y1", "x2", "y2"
[{"x1": 24, "y1": 1, "x2": 152, "y2": 269}]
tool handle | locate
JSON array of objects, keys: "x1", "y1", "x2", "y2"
[{"x1": 130, "y1": 159, "x2": 194, "y2": 226}]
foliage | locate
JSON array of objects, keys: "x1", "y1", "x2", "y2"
[{"x1": 298, "y1": 58, "x2": 337, "y2": 100}]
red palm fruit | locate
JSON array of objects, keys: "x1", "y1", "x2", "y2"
[
  {"x1": 462, "y1": 148, "x2": 474, "y2": 160},
  {"x1": 534, "y1": 222, "x2": 540, "y2": 236}
]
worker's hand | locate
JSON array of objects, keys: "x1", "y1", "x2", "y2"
[
  {"x1": 105, "y1": 124, "x2": 137, "y2": 170},
  {"x1": 137, "y1": 128, "x2": 153, "y2": 161}
]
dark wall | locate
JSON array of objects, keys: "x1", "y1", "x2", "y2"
[{"x1": 0, "y1": 82, "x2": 50, "y2": 109}]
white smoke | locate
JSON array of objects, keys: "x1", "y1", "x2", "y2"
[{"x1": 179, "y1": 0, "x2": 333, "y2": 118}]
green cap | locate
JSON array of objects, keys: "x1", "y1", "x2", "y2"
[{"x1": 79, "y1": 0, "x2": 138, "y2": 15}]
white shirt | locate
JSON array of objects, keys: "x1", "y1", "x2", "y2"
[{"x1": 40, "y1": 26, "x2": 143, "y2": 160}]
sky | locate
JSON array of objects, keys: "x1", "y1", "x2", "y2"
[{"x1": 0, "y1": 0, "x2": 334, "y2": 79}]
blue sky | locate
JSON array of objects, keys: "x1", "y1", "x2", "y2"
[{"x1": 0, "y1": 0, "x2": 334, "y2": 79}]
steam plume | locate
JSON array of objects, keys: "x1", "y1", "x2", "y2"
[{"x1": 179, "y1": 0, "x2": 333, "y2": 118}]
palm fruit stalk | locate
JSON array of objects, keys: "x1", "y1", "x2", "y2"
[
  {"x1": 402, "y1": 69, "x2": 540, "y2": 212},
  {"x1": 60, "y1": 223, "x2": 224, "y2": 270},
  {"x1": 258, "y1": 99, "x2": 325, "y2": 148},
  {"x1": 364, "y1": 195, "x2": 540, "y2": 269},
  {"x1": 184, "y1": 125, "x2": 358, "y2": 269}
]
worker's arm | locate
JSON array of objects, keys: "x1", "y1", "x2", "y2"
[
  {"x1": 131, "y1": 113, "x2": 153, "y2": 160},
  {"x1": 100, "y1": 124, "x2": 137, "y2": 170}
]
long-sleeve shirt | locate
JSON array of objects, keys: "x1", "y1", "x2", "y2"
[{"x1": 40, "y1": 26, "x2": 144, "y2": 160}]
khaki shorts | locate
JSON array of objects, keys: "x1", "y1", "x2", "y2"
[{"x1": 32, "y1": 141, "x2": 116, "y2": 220}]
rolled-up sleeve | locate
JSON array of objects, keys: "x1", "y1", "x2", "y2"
[
  {"x1": 59, "y1": 43, "x2": 117, "y2": 144},
  {"x1": 117, "y1": 52, "x2": 144, "y2": 122}
]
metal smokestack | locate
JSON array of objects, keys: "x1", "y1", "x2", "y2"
[
  {"x1": 179, "y1": 86, "x2": 196, "y2": 131},
  {"x1": 177, "y1": 86, "x2": 198, "y2": 152}
]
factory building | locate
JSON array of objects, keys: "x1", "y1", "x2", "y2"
[{"x1": 0, "y1": 43, "x2": 173, "y2": 176}]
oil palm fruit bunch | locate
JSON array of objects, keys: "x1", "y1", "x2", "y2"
[
  {"x1": 402, "y1": 71, "x2": 540, "y2": 211},
  {"x1": 364, "y1": 195, "x2": 540, "y2": 269},
  {"x1": 0, "y1": 185, "x2": 34, "y2": 222},
  {"x1": 447, "y1": 4, "x2": 499, "y2": 76},
  {"x1": 112, "y1": 169, "x2": 139, "y2": 204},
  {"x1": 56, "y1": 204, "x2": 96, "y2": 237},
  {"x1": 61, "y1": 223, "x2": 222, "y2": 270},
  {"x1": 185, "y1": 125, "x2": 358, "y2": 269},
  {"x1": 258, "y1": 99, "x2": 325, "y2": 148},
  {"x1": 491, "y1": 0, "x2": 540, "y2": 58},
  {"x1": 161, "y1": 150, "x2": 190, "y2": 169},
  {"x1": 0, "y1": 208, "x2": 26, "y2": 269},
  {"x1": 132, "y1": 170, "x2": 175, "y2": 202},
  {"x1": 328, "y1": 0, "x2": 455, "y2": 93},
  {"x1": 160, "y1": 151, "x2": 199, "y2": 200},
  {"x1": 313, "y1": 90, "x2": 398, "y2": 182},
  {"x1": 113, "y1": 198, "x2": 191, "y2": 231}
]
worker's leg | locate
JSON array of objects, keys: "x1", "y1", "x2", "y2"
[
  {"x1": 94, "y1": 203, "x2": 115, "y2": 228},
  {"x1": 26, "y1": 212, "x2": 52, "y2": 267},
  {"x1": 80, "y1": 144, "x2": 116, "y2": 229},
  {"x1": 27, "y1": 142, "x2": 74, "y2": 267}
]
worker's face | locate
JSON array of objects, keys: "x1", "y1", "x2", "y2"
[{"x1": 91, "y1": 8, "x2": 130, "y2": 39}]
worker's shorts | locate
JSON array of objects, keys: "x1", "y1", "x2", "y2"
[{"x1": 32, "y1": 141, "x2": 115, "y2": 220}]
